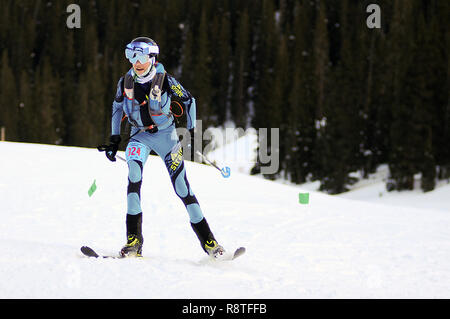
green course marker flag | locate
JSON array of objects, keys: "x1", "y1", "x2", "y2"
[
  {"x1": 88, "y1": 180, "x2": 97, "y2": 197},
  {"x1": 299, "y1": 192, "x2": 309, "y2": 204}
]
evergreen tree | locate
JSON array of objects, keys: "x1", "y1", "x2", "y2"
[
  {"x1": 310, "y1": 0, "x2": 332, "y2": 188},
  {"x1": 60, "y1": 29, "x2": 78, "y2": 146},
  {"x1": 270, "y1": 34, "x2": 289, "y2": 179},
  {"x1": 231, "y1": 9, "x2": 251, "y2": 128},
  {"x1": 161, "y1": 0, "x2": 186, "y2": 73},
  {"x1": 386, "y1": 0, "x2": 418, "y2": 191},
  {"x1": 312, "y1": 0, "x2": 329, "y2": 120},
  {"x1": 365, "y1": 0, "x2": 395, "y2": 179},
  {"x1": 285, "y1": 1, "x2": 316, "y2": 184},
  {"x1": 34, "y1": 57, "x2": 61, "y2": 145},
  {"x1": 251, "y1": 0, "x2": 280, "y2": 178},
  {"x1": 426, "y1": 0, "x2": 450, "y2": 183},
  {"x1": 71, "y1": 70, "x2": 90, "y2": 147},
  {"x1": 0, "y1": 51, "x2": 19, "y2": 141},
  {"x1": 214, "y1": 13, "x2": 232, "y2": 125},
  {"x1": 191, "y1": 7, "x2": 213, "y2": 127},
  {"x1": 18, "y1": 69, "x2": 37, "y2": 142},
  {"x1": 318, "y1": 0, "x2": 369, "y2": 193}
]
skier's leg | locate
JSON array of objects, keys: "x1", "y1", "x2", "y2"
[
  {"x1": 157, "y1": 131, "x2": 224, "y2": 255},
  {"x1": 164, "y1": 141, "x2": 204, "y2": 223},
  {"x1": 122, "y1": 141, "x2": 150, "y2": 256},
  {"x1": 127, "y1": 159, "x2": 144, "y2": 216}
]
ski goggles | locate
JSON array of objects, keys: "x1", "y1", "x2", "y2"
[{"x1": 125, "y1": 42, "x2": 159, "y2": 64}]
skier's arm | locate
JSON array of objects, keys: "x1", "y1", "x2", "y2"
[
  {"x1": 111, "y1": 77, "x2": 124, "y2": 135},
  {"x1": 186, "y1": 96, "x2": 197, "y2": 130},
  {"x1": 167, "y1": 75, "x2": 196, "y2": 130},
  {"x1": 96, "y1": 77, "x2": 124, "y2": 162},
  {"x1": 111, "y1": 77, "x2": 125, "y2": 136}
]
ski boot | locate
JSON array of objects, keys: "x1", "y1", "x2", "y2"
[
  {"x1": 120, "y1": 213, "x2": 143, "y2": 257},
  {"x1": 204, "y1": 239, "x2": 225, "y2": 258},
  {"x1": 120, "y1": 234, "x2": 143, "y2": 257},
  {"x1": 191, "y1": 218, "x2": 225, "y2": 258}
]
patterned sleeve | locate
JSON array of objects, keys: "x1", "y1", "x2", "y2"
[
  {"x1": 167, "y1": 74, "x2": 196, "y2": 130},
  {"x1": 111, "y1": 77, "x2": 124, "y2": 136}
]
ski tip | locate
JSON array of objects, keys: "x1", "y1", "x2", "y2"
[
  {"x1": 232, "y1": 247, "x2": 246, "y2": 259},
  {"x1": 81, "y1": 245, "x2": 99, "y2": 258}
]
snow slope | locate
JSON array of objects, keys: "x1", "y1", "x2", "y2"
[{"x1": 0, "y1": 141, "x2": 449, "y2": 298}]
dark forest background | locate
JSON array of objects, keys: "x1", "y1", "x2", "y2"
[{"x1": 0, "y1": 0, "x2": 448, "y2": 194}]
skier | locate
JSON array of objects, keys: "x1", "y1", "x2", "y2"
[{"x1": 98, "y1": 37, "x2": 224, "y2": 258}]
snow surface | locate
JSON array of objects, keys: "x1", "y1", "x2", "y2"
[{"x1": 0, "y1": 140, "x2": 449, "y2": 298}]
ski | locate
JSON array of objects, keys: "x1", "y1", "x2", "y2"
[
  {"x1": 214, "y1": 247, "x2": 246, "y2": 261},
  {"x1": 80, "y1": 246, "x2": 122, "y2": 259},
  {"x1": 232, "y1": 247, "x2": 246, "y2": 260},
  {"x1": 81, "y1": 245, "x2": 245, "y2": 260}
]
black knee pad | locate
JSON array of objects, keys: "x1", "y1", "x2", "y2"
[{"x1": 127, "y1": 160, "x2": 143, "y2": 198}]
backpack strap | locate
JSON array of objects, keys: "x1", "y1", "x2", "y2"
[{"x1": 149, "y1": 71, "x2": 166, "y2": 103}]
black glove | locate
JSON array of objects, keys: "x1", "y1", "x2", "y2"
[{"x1": 97, "y1": 135, "x2": 121, "y2": 162}]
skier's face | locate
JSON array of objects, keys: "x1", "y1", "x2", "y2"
[{"x1": 133, "y1": 59, "x2": 151, "y2": 76}]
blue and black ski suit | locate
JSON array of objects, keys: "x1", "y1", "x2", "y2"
[{"x1": 111, "y1": 62, "x2": 216, "y2": 252}]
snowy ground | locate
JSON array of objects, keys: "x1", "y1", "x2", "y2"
[{"x1": 0, "y1": 140, "x2": 449, "y2": 299}]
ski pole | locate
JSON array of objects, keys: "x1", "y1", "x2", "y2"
[
  {"x1": 116, "y1": 154, "x2": 127, "y2": 162},
  {"x1": 195, "y1": 150, "x2": 231, "y2": 178}
]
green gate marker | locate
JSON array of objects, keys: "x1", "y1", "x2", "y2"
[
  {"x1": 88, "y1": 179, "x2": 97, "y2": 197},
  {"x1": 299, "y1": 192, "x2": 309, "y2": 204}
]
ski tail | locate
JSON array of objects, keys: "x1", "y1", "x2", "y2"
[
  {"x1": 81, "y1": 246, "x2": 99, "y2": 257},
  {"x1": 80, "y1": 246, "x2": 120, "y2": 259}
]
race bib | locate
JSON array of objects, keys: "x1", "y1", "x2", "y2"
[{"x1": 125, "y1": 142, "x2": 149, "y2": 163}]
